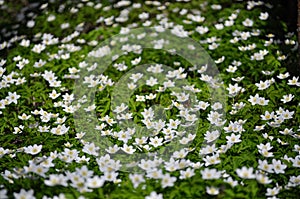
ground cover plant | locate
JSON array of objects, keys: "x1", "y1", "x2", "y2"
[{"x1": 0, "y1": 0, "x2": 299, "y2": 198}]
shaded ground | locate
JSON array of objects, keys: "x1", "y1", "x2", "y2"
[{"x1": 1, "y1": 0, "x2": 299, "y2": 76}]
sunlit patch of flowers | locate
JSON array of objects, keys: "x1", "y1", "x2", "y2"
[{"x1": 0, "y1": 0, "x2": 299, "y2": 198}]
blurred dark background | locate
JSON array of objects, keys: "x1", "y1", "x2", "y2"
[{"x1": 0, "y1": 0, "x2": 298, "y2": 40}]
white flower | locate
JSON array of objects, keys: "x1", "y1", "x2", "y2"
[
  {"x1": 32, "y1": 44, "x2": 46, "y2": 54},
  {"x1": 27, "y1": 20, "x2": 35, "y2": 28},
  {"x1": 224, "y1": 177, "x2": 238, "y2": 187},
  {"x1": 40, "y1": 157, "x2": 55, "y2": 168},
  {"x1": 227, "y1": 83, "x2": 243, "y2": 96},
  {"x1": 207, "y1": 111, "x2": 224, "y2": 125},
  {"x1": 164, "y1": 158, "x2": 180, "y2": 172},
  {"x1": 49, "y1": 80, "x2": 62, "y2": 88},
  {"x1": 68, "y1": 67, "x2": 80, "y2": 74},
  {"x1": 199, "y1": 144, "x2": 217, "y2": 155},
  {"x1": 128, "y1": 82, "x2": 136, "y2": 90},
  {"x1": 206, "y1": 186, "x2": 219, "y2": 195},
  {"x1": 121, "y1": 144, "x2": 136, "y2": 154},
  {"x1": 44, "y1": 174, "x2": 67, "y2": 186},
  {"x1": 171, "y1": 25, "x2": 188, "y2": 38},
  {"x1": 279, "y1": 128, "x2": 294, "y2": 135},
  {"x1": 129, "y1": 73, "x2": 143, "y2": 82},
  {"x1": 18, "y1": 113, "x2": 31, "y2": 120},
  {"x1": 146, "y1": 93, "x2": 156, "y2": 100},
  {"x1": 195, "y1": 101, "x2": 210, "y2": 110},
  {"x1": 287, "y1": 76, "x2": 300, "y2": 86},
  {"x1": 195, "y1": 26, "x2": 209, "y2": 34},
  {"x1": 0, "y1": 189, "x2": 7, "y2": 199},
  {"x1": 281, "y1": 94, "x2": 294, "y2": 103},
  {"x1": 201, "y1": 168, "x2": 221, "y2": 179},
  {"x1": 256, "y1": 173, "x2": 272, "y2": 184},
  {"x1": 141, "y1": 107, "x2": 154, "y2": 119},
  {"x1": 272, "y1": 159, "x2": 287, "y2": 174},
  {"x1": 0, "y1": 147, "x2": 10, "y2": 158},
  {"x1": 61, "y1": 23, "x2": 70, "y2": 29},
  {"x1": 136, "y1": 95, "x2": 146, "y2": 102},
  {"x1": 240, "y1": 31, "x2": 251, "y2": 40},
  {"x1": 288, "y1": 174, "x2": 300, "y2": 186},
  {"x1": 50, "y1": 124, "x2": 69, "y2": 135},
  {"x1": 203, "y1": 153, "x2": 221, "y2": 166},
  {"x1": 103, "y1": 171, "x2": 119, "y2": 182},
  {"x1": 139, "y1": 159, "x2": 155, "y2": 171},
  {"x1": 113, "y1": 103, "x2": 128, "y2": 114},
  {"x1": 226, "y1": 65, "x2": 237, "y2": 73},
  {"x1": 259, "y1": 149, "x2": 274, "y2": 158},
  {"x1": 139, "y1": 12, "x2": 149, "y2": 20},
  {"x1": 230, "y1": 37, "x2": 239, "y2": 43},
  {"x1": 211, "y1": 102, "x2": 223, "y2": 110},
  {"x1": 129, "y1": 173, "x2": 145, "y2": 188},
  {"x1": 225, "y1": 20, "x2": 234, "y2": 26},
  {"x1": 215, "y1": 23, "x2": 224, "y2": 30},
  {"x1": 161, "y1": 173, "x2": 177, "y2": 188},
  {"x1": 47, "y1": 14, "x2": 56, "y2": 22},
  {"x1": 146, "y1": 77, "x2": 158, "y2": 86},
  {"x1": 259, "y1": 12, "x2": 269, "y2": 20},
  {"x1": 255, "y1": 80, "x2": 271, "y2": 90},
  {"x1": 146, "y1": 169, "x2": 163, "y2": 179},
  {"x1": 248, "y1": 94, "x2": 259, "y2": 105},
  {"x1": 105, "y1": 145, "x2": 120, "y2": 154},
  {"x1": 116, "y1": 130, "x2": 131, "y2": 143},
  {"x1": 215, "y1": 56, "x2": 225, "y2": 64},
  {"x1": 13, "y1": 189, "x2": 36, "y2": 199},
  {"x1": 87, "y1": 176, "x2": 105, "y2": 188},
  {"x1": 163, "y1": 80, "x2": 175, "y2": 88},
  {"x1": 257, "y1": 97, "x2": 269, "y2": 106},
  {"x1": 211, "y1": 4, "x2": 222, "y2": 10},
  {"x1": 179, "y1": 168, "x2": 195, "y2": 179},
  {"x1": 24, "y1": 144, "x2": 42, "y2": 155},
  {"x1": 266, "y1": 187, "x2": 280, "y2": 196},
  {"x1": 149, "y1": 136, "x2": 163, "y2": 148},
  {"x1": 242, "y1": 18, "x2": 253, "y2": 27},
  {"x1": 172, "y1": 149, "x2": 188, "y2": 159},
  {"x1": 20, "y1": 39, "x2": 30, "y2": 47},
  {"x1": 204, "y1": 130, "x2": 220, "y2": 143},
  {"x1": 291, "y1": 156, "x2": 300, "y2": 167},
  {"x1": 84, "y1": 104, "x2": 96, "y2": 112},
  {"x1": 258, "y1": 159, "x2": 274, "y2": 173},
  {"x1": 49, "y1": 90, "x2": 61, "y2": 99},
  {"x1": 7, "y1": 92, "x2": 21, "y2": 104},
  {"x1": 277, "y1": 72, "x2": 290, "y2": 79},
  {"x1": 33, "y1": 59, "x2": 46, "y2": 68},
  {"x1": 226, "y1": 133, "x2": 242, "y2": 144},
  {"x1": 62, "y1": 93, "x2": 74, "y2": 102},
  {"x1": 260, "y1": 111, "x2": 274, "y2": 120},
  {"x1": 236, "y1": 167, "x2": 255, "y2": 179},
  {"x1": 232, "y1": 102, "x2": 246, "y2": 110},
  {"x1": 32, "y1": 164, "x2": 49, "y2": 177},
  {"x1": 145, "y1": 191, "x2": 163, "y2": 199},
  {"x1": 293, "y1": 145, "x2": 300, "y2": 153},
  {"x1": 131, "y1": 57, "x2": 141, "y2": 65},
  {"x1": 257, "y1": 142, "x2": 273, "y2": 151},
  {"x1": 101, "y1": 115, "x2": 116, "y2": 126},
  {"x1": 113, "y1": 62, "x2": 127, "y2": 71},
  {"x1": 82, "y1": 142, "x2": 99, "y2": 156}
]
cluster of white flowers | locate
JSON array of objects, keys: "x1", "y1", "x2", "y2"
[{"x1": 0, "y1": 0, "x2": 299, "y2": 198}]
